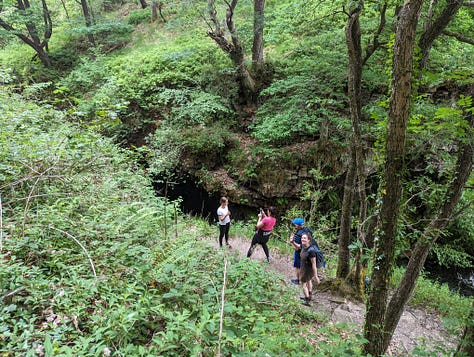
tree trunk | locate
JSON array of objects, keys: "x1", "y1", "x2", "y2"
[
  {"x1": 151, "y1": 1, "x2": 158, "y2": 22},
  {"x1": 418, "y1": 0, "x2": 462, "y2": 70},
  {"x1": 0, "y1": 0, "x2": 52, "y2": 67},
  {"x1": 252, "y1": 0, "x2": 265, "y2": 76},
  {"x1": 337, "y1": 143, "x2": 356, "y2": 279},
  {"x1": 207, "y1": 0, "x2": 261, "y2": 123},
  {"x1": 345, "y1": 2, "x2": 370, "y2": 296},
  {"x1": 80, "y1": 0, "x2": 95, "y2": 46},
  {"x1": 363, "y1": 0, "x2": 424, "y2": 354},
  {"x1": 381, "y1": 84, "x2": 474, "y2": 352}
]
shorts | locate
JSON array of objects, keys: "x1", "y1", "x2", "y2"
[{"x1": 293, "y1": 250, "x2": 301, "y2": 268}]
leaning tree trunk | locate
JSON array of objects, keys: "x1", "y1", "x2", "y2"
[
  {"x1": 207, "y1": 0, "x2": 270, "y2": 125},
  {"x1": 363, "y1": 0, "x2": 424, "y2": 355},
  {"x1": 418, "y1": 0, "x2": 462, "y2": 71},
  {"x1": 382, "y1": 84, "x2": 474, "y2": 352}
]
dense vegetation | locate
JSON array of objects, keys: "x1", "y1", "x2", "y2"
[{"x1": 1, "y1": 0, "x2": 473, "y2": 355}]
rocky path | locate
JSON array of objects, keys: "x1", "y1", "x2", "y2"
[{"x1": 211, "y1": 236, "x2": 459, "y2": 356}]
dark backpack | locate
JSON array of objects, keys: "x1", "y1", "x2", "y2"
[
  {"x1": 308, "y1": 245, "x2": 326, "y2": 269},
  {"x1": 300, "y1": 228, "x2": 326, "y2": 268}
]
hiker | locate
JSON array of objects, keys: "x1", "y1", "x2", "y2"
[
  {"x1": 300, "y1": 232, "x2": 320, "y2": 306},
  {"x1": 247, "y1": 206, "x2": 277, "y2": 263},
  {"x1": 217, "y1": 196, "x2": 231, "y2": 248},
  {"x1": 288, "y1": 217, "x2": 312, "y2": 285}
]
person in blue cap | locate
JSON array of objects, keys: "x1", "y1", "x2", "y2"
[{"x1": 289, "y1": 217, "x2": 313, "y2": 285}]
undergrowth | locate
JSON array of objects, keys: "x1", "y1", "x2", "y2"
[{"x1": 0, "y1": 91, "x2": 368, "y2": 356}]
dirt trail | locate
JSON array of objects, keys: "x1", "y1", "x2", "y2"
[{"x1": 211, "y1": 236, "x2": 459, "y2": 356}]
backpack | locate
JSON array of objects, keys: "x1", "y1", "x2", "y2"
[
  {"x1": 300, "y1": 228, "x2": 326, "y2": 268},
  {"x1": 308, "y1": 245, "x2": 326, "y2": 269},
  {"x1": 297, "y1": 227, "x2": 320, "y2": 249}
]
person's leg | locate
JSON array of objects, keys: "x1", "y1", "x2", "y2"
[
  {"x1": 247, "y1": 233, "x2": 259, "y2": 257},
  {"x1": 302, "y1": 281, "x2": 311, "y2": 305},
  {"x1": 291, "y1": 253, "x2": 301, "y2": 284},
  {"x1": 218, "y1": 224, "x2": 225, "y2": 247},
  {"x1": 261, "y1": 237, "x2": 270, "y2": 262},
  {"x1": 224, "y1": 223, "x2": 231, "y2": 245}
]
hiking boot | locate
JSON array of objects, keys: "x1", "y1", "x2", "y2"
[
  {"x1": 266, "y1": 257, "x2": 271, "y2": 263},
  {"x1": 302, "y1": 298, "x2": 311, "y2": 306},
  {"x1": 290, "y1": 279, "x2": 300, "y2": 285}
]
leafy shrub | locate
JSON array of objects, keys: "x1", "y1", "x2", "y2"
[
  {"x1": 128, "y1": 9, "x2": 151, "y2": 25},
  {"x1": 252, "y1": 75, "x2": 349, "y2": 145}
]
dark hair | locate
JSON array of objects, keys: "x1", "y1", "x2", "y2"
[
  {"x1": 220, "y1": 196, "x2": 228, "y2": 204},
  {"x1": 267, "y1": 206, "x2": 276, "y2": 215}
]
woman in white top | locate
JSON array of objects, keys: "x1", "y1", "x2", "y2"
[{"x1": 217, "y1": 196, "x2": 231, "y2": 247}]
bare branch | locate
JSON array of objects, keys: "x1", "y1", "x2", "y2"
[
  {"x1": 363, "y1": 2, "x2": 388, "y2": 65},
  {"x1": 2, "y1": 286, "x2": 26, "y2": 303},
  {"x1": 443, "y1": 30, "x2": 474, "y2": 45},
  {"x1": 217, "y1": 256, "x2": 228, "y2": 357},
  {"x1": 48, "y1": 226, "x2": 97, "y2": 281}
]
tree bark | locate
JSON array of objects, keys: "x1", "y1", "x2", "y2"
[
  {"x1": 80, "y1": 0, "x2": 95, "y2": 46},
  {"x1": 382, "y1": 83, "x2": 474, "y2": 352},
  {"x1": 337, "y1": 143, "x2": 356, "y2": 279},
  {"x1": 151, "y1": 1, "x2": 158, "y2": 22},
  {"x1": 418, "y1": 0, "x2": 462, "y2": 70},
  {"x1": 252, "y1": 0, "x2": 265, "y2": 75},
  {"x1": 363, "y1": 0, "x2": 424, "y2": 354},
  {"x1": 343, "y1": 3, "x2": 369, "y2": 294},
  {"x1": 207, "y1": 0, "x2": 270, "y2": 122}
]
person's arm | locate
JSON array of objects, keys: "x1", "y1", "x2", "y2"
[
  {"x1": 289, "y1": 233, "x2": 301, "y2": 251},
  {"x1": 311, "y1": 257, "x2": 320, "y2": 284},
  {"x1": 218, "y1": 208, "x2": 230, "y2": 222},
  {"x1": 256, "y1": 214, "x2": 265, "y2": 229}
]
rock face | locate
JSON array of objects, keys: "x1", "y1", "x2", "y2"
[{"x1": 180, "y1": 134, "x2": 349, "y2": 210}]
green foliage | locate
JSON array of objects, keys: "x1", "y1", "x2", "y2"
[
  {"x1": 0, "y1": 92, "x2": 367, "y2": 353},
  {"x1": 252, "y1": 75, "x2": 349, "y2": 145},
  {"x1": 391, "y1": 268, "x2": 472, "y2": 329},
  {"x1": 149, "y1": 88, "x2": 234, "y2": 127},
  {"x1": 127, "y1": 9, "x2": 151, "y2": 25}
]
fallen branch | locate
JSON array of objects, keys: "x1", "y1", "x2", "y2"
[
  {"x1": 2, "y1": 286, "x2": 26, "y2": 303},
  {"x1": 48, "y1": 226, "x2": 97, "y2": 281},
  {"x1": 217, "y1": 255, "x2": 228, "y2": 357}
]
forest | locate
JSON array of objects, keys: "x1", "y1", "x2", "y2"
[{"x1": 1, "y1": 0, "x2": 473, "y2": 355}]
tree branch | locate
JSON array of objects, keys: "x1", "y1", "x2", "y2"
[
  {"x1": 443, "y1": 30, "x2": 474, "y2": 45},
  {"x1": 363, "y1": 2, "x2": 387, "y2": 65},
  {"x1": 48, "y1": 226, "x2": 98, "y2": 281}
]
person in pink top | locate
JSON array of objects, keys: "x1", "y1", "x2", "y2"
[{"x1": 246, "y1": 206, "x2": 277, "y2": 263}]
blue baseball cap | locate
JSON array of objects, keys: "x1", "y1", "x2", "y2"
[{"x1": 292, "y1": 218, "x2": 304, "y2": 225}]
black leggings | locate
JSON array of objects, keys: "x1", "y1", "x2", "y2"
[
  {"x1": 218, "y1": 223, "x2": 230, "y2": 246},
  {"x1": 247, "y1": 230, "x2": 271, "y2": 259}
]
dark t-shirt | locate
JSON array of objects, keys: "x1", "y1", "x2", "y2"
[{"x1": 300, "y1": 245, "x2": 317, "y2": 283}]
